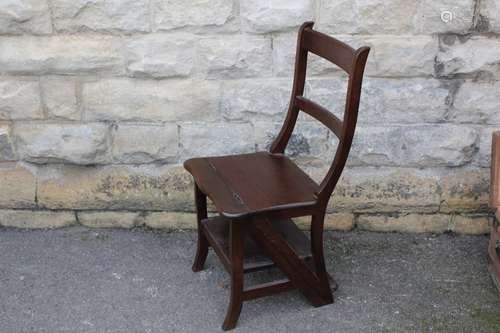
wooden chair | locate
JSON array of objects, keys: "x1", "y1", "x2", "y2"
[
  {"x1": 489, "y1": 131, "x2": 500, "y2": 292},
  {"x1": 184, "y1": 21, "x2": 370, "y2": 330}
]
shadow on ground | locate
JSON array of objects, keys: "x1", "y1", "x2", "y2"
[{"x1": 0, "y1": 227, "x2": 499, "y2": 332}]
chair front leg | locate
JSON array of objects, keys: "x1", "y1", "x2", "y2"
[
  {"x1": 222, "y1": 221, "x2": 245, "y2": 331},
  {"x1": 310, "y1": 213, "x2": 334, "y2": 304},
  {"x1": 192, "y1": 183, "x2": 209, "y2": 272}
]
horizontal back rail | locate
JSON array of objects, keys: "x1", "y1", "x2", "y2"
[
  {"x1": 301, "y1": 28, "x2": 356, "y2": 74},
  {"x1": 294, "y1": 96, "x2": 343, "y2": 138}
]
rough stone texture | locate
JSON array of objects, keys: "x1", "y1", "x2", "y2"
[
  {"x1": 0, "y1": 163, "x2": 36, "y2": 208},
  {"x1": 350, "y1": 125, "x2": 477, "y2": 167},
  {"x1": 111, "y1": 124, "x2": 178, "y2": 164},
  {"x1": 306, "y1": 78, "x2": 451, "y2": 124},
  {"x1": 450, "y1": 214, "x2": 490, "y2": 234},
  {"x1": 197, "y1": 36, "x2": 272, "y2": 78},
  {"x1": 328, "y1": 168, "x2": 441, "y2": 213},
  {"x1": 357, "y1": 214, "x2": 451, "y2": 233},
  {"x1": 0, "y1": 1, "x2": 497, "y2": 233},
  {"x1": 13, "y1": 123, "x2": 109, "y2": 164},
  {"x1": 477, "y1": 127, "x2": 500, "y2": 168},
  {"x1": 452, "y1": 80, "x2": 500, "y2": 124},
  {"x1": 240, "y1": 0, "x2": 313, "y2": 33},
  {"x1": 143, "y1": 212, "x2": 196, "y2": 229},
  {"x1": 180, "y1": 122, "x2": 254, "y2": 159},
  {"x1": 37, "y1": 164, "x2": 192, "y2": 211},
  {"x1": 479, "y1": 0, "x2": 500, "y2": 32},
  {"x1": 316, "y1": 0, "x2": 474, "y2": 35},
  {"x1": 439, "y1": 169, "x2": 490, "y2": 213},
  {"x1": 77, "y1": 211, "x2": 143, "y2": 228},
  {"x1": 0, "y1": 124, "x2": 16, "y2": 161},
  {"x1": 294, "y1": 213, "x2": 354, "y2": 231},
  {"x1": 0, "y1": 0, "x2": 52, "y2": 35},
  {"x1": 0, "y1": 36, "x2": 125, "y2": 75},
  {"x1": 50, "y1": 0, "x2": 149, "y2": 33},
  {"x1": 152, "y1": 0, "x2": 235, "y2": 32},
  {"x1": 0, "y1": 78, "x2": 43, "y2": 120},
  {"x1": 220, "y1": 79, "x2": 291, "y2": 121},
  {"x1": 82, "y1": 79, "x2": 218, "y2": 122},
  {"x1": 436, "y1": 35, "x2": 500, "y2": 78},
  {"x1": 41, "y1": 76, "x2": 79, "y2": 120},
  {"x1": 124, "y1": 34, "x2": 195, "y2": 78},
  {"x1": 0, "y1": 209, "x2": 75, "y2": 228}
]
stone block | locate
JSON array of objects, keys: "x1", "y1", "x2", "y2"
[
  {"x1": 41, "y1": 76, "x2": 79, "y2": 120},
  {"x1": 0, "y1": 209, "x2": 75, "y2": 228},
  {"x1": 0, "y1": 78, "x2": 43, "y2": 120},
  {"x1": 0, "y1": 163, "x2": 36, "y2": 208},
  {"x1": 77, "y1": 211, "x2": 143, "y2": 228},
  {"x1": 83, "y1": 79, "x2": 219, "y2": 122},
  {"x1": 439, "y1": 169, "x2": 489, "y2": 213},
  {"x1": 356, "y1": 213, "x2": 450, "y2": 233},
  {"x1": 50, "y1": 0, "x2": 149, "y2": 33},
  {"x1": 37, "y1": 164, "x2": 193, "y2": 211},
  {"x1": 0, "y1": 124, "x2": 16, "y2": 161},
  {"x1": 13, "y1": 123, "x2": 109, "y2": 164},
  {"x1": 143, "y1": 212, "x2": 196, "y2": 229},
  {"x1": 0, "y1": 0, "x2": 52, "y2": 35},
  {"x1": 111, "y1": 123, "x2": 178, "y2": 164}
]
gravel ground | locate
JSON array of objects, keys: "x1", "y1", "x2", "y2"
[{"x1": 0, "y1": 226, "x2": 499, "y2": 333}]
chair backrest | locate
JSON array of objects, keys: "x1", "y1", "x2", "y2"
[
  {"x1": 270, "y1": 21, "x2": 370, "y2": 207},
  {"x1": 490, "y1": 131, "x2": 500, "y2": 209}
]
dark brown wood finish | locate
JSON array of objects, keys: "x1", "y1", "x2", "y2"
[
  {"x1": 184, "y1": 21, "x2": 370, "y2": 330},
  {"x1": 489, "y1": 131, "x2": 500, "y2": 292}
]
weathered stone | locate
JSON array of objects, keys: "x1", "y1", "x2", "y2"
[
  {"x1": 152, "y1": 0, "x2": 234, "y2": 31},
  {"x1": 240, "y1": 0, "x2": 313, "y2": 33},
  {"x1": 350, "y1": 125, "x2": 477, "y2": 167},
  {"x1": 306, "y1": 78, "x2": 450, "y2": 124},
  {"x1": 0, "y1": 36, "x2": 125, "y2": 75},
  {"x1": 364, "y1": 35, "x2": 438, "y2": 77},
  {"x1": 37, "y1": 164, "x2": 193, "y2": 211},
  {"x1": 294, "y1": 213, "x2": 354, "y2": 231},
  {"x1": 83, "y1": 79, "x2": 218, "y2": 122},
  {"x1": 328, "y1": 167, "x2": 441, "y2": 213},
  {"x1": 274, "y1": 34, "x2": 437, "y2": 77},
  {"x1": 272, "y1": 33, "x2": 343, "y2": 77},
  {"x1": 477, "y1": 128, "x2": 500, "y2": 168},
  {"x1": 439, "y1": 169, "x2": 489, "y2": 213},
  {"x1": 0, "y1": 125, "x2": 16, "y2": 161},
  {"x1": 13, "y1": 123, "x2": 109, "y2": 164},
  {"x1": 436, "y1": 35, "x2": 500, "y2": 78},
  {"x1": 77, "y1": 211, "x2": 143, "y2": 228},
  {"x1": 0, "y1": 0, "x2": 52, "y2": 35},
  {"x1": 180, "y1": 122, "x2": 254, "y2": 159},
  {"x1": 197, "y1": 36, "x2": 272, "y2": 78},
  {"x1": 479, "y1": 0, "x2": 500, "y2": 32},
  {"x1": 0, "y1": 209, "x2": 75, "y2": 228},
  {"x1": 220, "y1": 80, "x2": 291, "y2": 121},
  {"x1": 452, "y1": 81, "x2": 500, "y2": 124},
  {"x1": 144, "y1": 212, "x2": 196, "y2": 229},
  {"x1": 316, "y1": 0, "x2": 473, "y2": 34},
  {"x1": 450, "y1": 215, "x2": 490, "y2": 234},
  {"x1": 111, "y1": 124, "x2": 177, "y2": 164},
  {"x1": 413, "y1": 0, "x2": 474, "y2": 34},
  {"x1": 124, "y1": 34, "x2": 195, "y2": 78},
  {"x1": 50, "y1": 0, "x2": 149, "y2": 33},
  {"x1": 0, "y1": 163, "x2": 36, "y2": 208},
  {"x1": 356, "y1": 214, "x2": 450, "y2": 233},
  {"x1": 254, "y1": 121, "x2": 330, "y2": 167},
  {"x1": 0, "y1": 78, "x2": 43, "y2": 120},
  {"x1": 41, "y1": 77, "x2": 79, "y2": 120}
]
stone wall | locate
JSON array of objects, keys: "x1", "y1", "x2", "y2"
[{"x1": 0, "y1": 0, "x2": 496, "y2": 233}]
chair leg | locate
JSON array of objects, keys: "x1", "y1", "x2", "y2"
[
  {"x1": 192, "y1": 183, "x2": 209, "y2": 272},
  {"x1": 222, "y1": 221, "x2": 245, "y2": 331},
  {"x1": 310, "y1": 213, "x2": 334, "y2": 305}
]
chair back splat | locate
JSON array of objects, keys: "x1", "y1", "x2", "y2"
[{"x1": 270, "y1": 21, "x2": 370, "y2": 208}]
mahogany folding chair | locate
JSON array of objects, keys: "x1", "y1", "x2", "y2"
[
  {"x1": 489, "y1": 131, "x2": 500, "y2": 292},
  {"x1": 184, "y1": 21, "x2": 370, "y2": 330}
]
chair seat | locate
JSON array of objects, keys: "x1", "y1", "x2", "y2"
[{"x1": 184, "y1": 152, "x2": 319, "y2": 218}]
